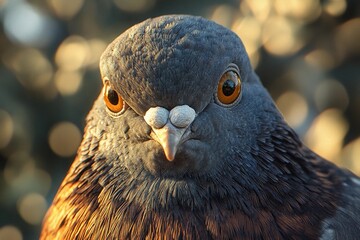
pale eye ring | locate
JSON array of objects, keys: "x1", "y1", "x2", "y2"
[{"x1": 103, "y1": 79, "x2": 126, "y2": 116}]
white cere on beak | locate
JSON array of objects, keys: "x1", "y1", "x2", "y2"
[
  {"x1": 144, "y1": 105, "x2": 197, "y2": 161},
  {"x1": 169, "y1": 105, "x2": 196, "y2": 128},
  {"x1": 144, "y1": 106, "x2": 169, "y2": 129}
]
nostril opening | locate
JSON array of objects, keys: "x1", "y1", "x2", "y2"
[{"x1": 145, "y1": 125, "x2": 152, "y2": 136}]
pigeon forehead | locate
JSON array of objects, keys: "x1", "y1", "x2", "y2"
[{"x1": 100, "y1": 15, "x2": 247, "y2": 115}]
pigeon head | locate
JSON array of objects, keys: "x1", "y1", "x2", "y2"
[
  {"x1": 96, "y1": 15, "x2": 278, "y2": 177},
  {"x1": 98, "y1": 16, "x2": 274, "y2": 175}
]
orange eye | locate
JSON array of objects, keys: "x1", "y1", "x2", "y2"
[
  {"x1": 103, "y1": 81, "x2": 124, "y2": 113},
  {"x1": 216, "y1": 70, "x2": 242, "y2": 105}
]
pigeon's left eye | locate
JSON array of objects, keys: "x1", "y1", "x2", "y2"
[
  {"x1": 103, "y1": 81, "x2": 125, "y2": 114},
  {"x1": 216, "y1": 70, "x2": 242, "y2": 105}
]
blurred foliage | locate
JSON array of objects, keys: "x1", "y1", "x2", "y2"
[{"x1": 0, "y1": 0, "x2": 359, "y2": 239}]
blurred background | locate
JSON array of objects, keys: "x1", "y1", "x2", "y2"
[{"x1": 0, "y1": 0, "x2": 359, "y2": 239}]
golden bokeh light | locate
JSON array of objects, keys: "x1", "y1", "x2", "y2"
[
  {"x1": 4, "y1": 48, "x2": 53, "y2": 91},
  {"x1": 232, "y1": 16, "x2": 261, "y2": 67},
  {"x1": 341, "y1": 138, "x2": 360, "y2": 175},
  {"x1": 17, "y1": 193, "x2": 47, "y2": 225},
  {"x1": 211, "y1": 4, "x2": 238, "y2": 28},
  {"x1": 324, "y1": 0, "x2": 347, "y2": 17},
  {"x1": 48, "y1": 122, "x2": 81, "y2": 157},
  {"x1": 234, "y1": 17, "x2": 262, "y2": 47},
  {"x1": 86, "y1": 38, "x2": 108, "y2": 69},
  {"x1": 54, "y1": 70, "x2": 83, "y2": 96},
  {"x1": 0, "y1": 225, "x2": 23, "y2": 240},
  {"x1": 243, "y1": 0, "x2": 272, "y2": 23},
  {"x1": 304, "y1": 49, "x2": 336, "y2": 71},
  {"x1": 55, "y1": 36, "x2": 90, "y2": 71},
  {"x1": 305, "y1": 109, "x2": 348, "y2": 162},
  {"x1": 0, "y1": 110, "x2": 13, "y2": 149},
  {"x1": 276, "y1": 91, "x2": 308, "y2": 128},
  {"x1": 47, "y1": 0, "x2": 84, "y2": 20},
  {"x1": 274, "y1": 0, "x2": 321, "y2": 23},
  {"x1": 262, "y1": 16, "x2": 304, "y2": 56}
]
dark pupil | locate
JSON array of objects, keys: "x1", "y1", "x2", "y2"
[
  {"x1": 222, "y1": 79, "x2": 236, "y2": 96},
  {"x1": 108, "y1": 89, "x2": 119, "y2": 105}
]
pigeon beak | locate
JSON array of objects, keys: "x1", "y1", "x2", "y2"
[
  {"x1": 151, "y1": 122, "x2": 187, "y2": 161},
  {"x1": 144, "y1": 105, "x2": 196, "y2": 161}
]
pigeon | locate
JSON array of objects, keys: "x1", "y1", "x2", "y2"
[{"x1": 40, "y1": 15, "x2": 360, "y2": 239}]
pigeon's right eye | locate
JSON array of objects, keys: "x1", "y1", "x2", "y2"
[{"x1": 103, "y1": 81, "x2": 125, "y2": 114}]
